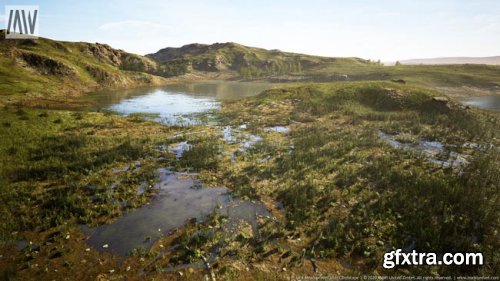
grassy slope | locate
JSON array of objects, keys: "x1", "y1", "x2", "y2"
[{"x1": 0, "y1": 30, "x2": 167, "y2": 107}]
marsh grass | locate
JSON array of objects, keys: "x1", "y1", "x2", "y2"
[
  {"x1": 221, "y1": 81, "x2": 500, "y2": 275},
  {"x1": 0, "y1": 108, "x2": 178, "y2": 239}
]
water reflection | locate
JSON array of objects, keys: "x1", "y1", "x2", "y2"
[
  {"x1": 86, "y1": 81, "x2": 275, "y2": 125},
  {"x1": 82, "y1": 169, "x2": 269, "y2": 256}
]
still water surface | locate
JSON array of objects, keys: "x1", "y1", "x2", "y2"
[
  {"x1": 88, "y1": 81, "x2": 275, "y2": 125},
  {"x1": 458, "y1": 95, "x2": 500, "y2": 111}
]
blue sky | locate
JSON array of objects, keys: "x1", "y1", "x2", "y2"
[{"x1": 2, "y1": 0, "x2": 499, "y2": 61}]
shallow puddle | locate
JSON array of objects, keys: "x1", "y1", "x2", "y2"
[
  {"x1": 222, "y1": 126, "x2": 263, "y2": 152},
  {"x1": 264, "y1": 126, "x2": 290, "y2": 133},
  {"x1": 378, "y1": 130, "x2": 469, "y2": 168},
  {"x1": 168, "y1": 141, "x2": 191, "y2": 159},
  {"x1": 82, "y1": 169, "x2": 269, "y2": 256}
]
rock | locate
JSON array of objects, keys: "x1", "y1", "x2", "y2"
[
  {"x1": 19, "y1": 51, "x2": 76, "y2": 76},
  {"x1": 432, "y1": 96, "x2": 449, "y2": 103},
  {"x1": 102, "y1": 244, "x2": 109, "y2": 248}
]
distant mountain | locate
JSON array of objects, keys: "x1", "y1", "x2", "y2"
[
  {"x1": 392, "y1": 56, "x2": 500, "y2": 65},
  {"x1": 147, "y1": 42, "x2": 373, "y2": 78}
]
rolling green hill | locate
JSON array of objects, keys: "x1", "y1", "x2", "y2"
[
  {"x1": 146, "y1": 42, "x2": 375, "y2": 78},
  {"x1": 0, "y1": 30, "x2": 167, "y2": 107}
]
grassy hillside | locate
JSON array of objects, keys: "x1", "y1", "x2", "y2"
[
  {"x1": 0, "y1": 30, "x2": 168, "y2": 107},
  {"x1": 147, "y1": 42, "x2": 500, "y2": 93},
  {"x1": 147, "y1": 42, "x2": 374, "y2": 78}
]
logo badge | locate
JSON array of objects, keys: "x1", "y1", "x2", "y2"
[{"x1": 5, "y1": 5, "x2": 39, "y2": 39}]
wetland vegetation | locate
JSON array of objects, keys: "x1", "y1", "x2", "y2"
[{"x1": 1, "y1": 33, "x2": 499, "y2": 280}]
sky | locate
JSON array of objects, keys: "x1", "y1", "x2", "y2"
[{"x1": 1, "y1": 0, "x2": 500, "y2": 61}]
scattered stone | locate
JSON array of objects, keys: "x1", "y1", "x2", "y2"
[{"x1": 102, "y1": 244, "x2": 109, "y2": 248}]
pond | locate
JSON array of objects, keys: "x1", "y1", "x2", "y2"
[
  {"x1": 87, "y1": 81, "x2": 275, "y2": 125},
  {"x1": 82, "y1": 169, "x2": 270, "y2": 256},
  {"x1": 81, "y1": 81, "x2": 277, "y2": 256},
  {"x1": 458, "y1": 95, "x2": 500, "y2": 111}
]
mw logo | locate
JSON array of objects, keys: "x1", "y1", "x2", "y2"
[{"x1": 5, "y1": 5, "x2": 39, "y2": 39}]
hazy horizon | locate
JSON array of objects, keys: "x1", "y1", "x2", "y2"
[{"x1": 1, "y1": 0, "x2": 499, "y2": 61}]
